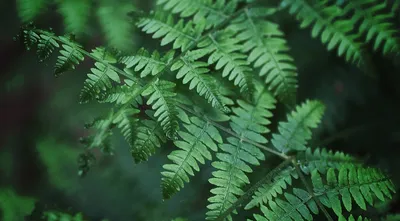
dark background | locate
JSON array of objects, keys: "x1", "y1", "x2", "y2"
[{"x1": 1, "y1": 0, "x2": 400, "y2": 220}]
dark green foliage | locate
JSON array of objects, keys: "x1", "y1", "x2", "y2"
[{"x1": 19, "y1": 0, "x2": 399, "y2": 220}]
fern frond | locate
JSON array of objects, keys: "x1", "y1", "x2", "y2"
[
  {"x1": 282, "y1": 0, "x2": 364, "y2": 65},
  {"x1": 251, "y1": 166, "x2": 394, "y2": 220},
  {"x1": 247, "y1": 147, "x2": 358, "y2": 210},
  {"x1": 17, "y1": 0, "x2": 48, "y2": 22},
  {"x1": 193, "y1": 30, "x2": 254, "y2": 94},
  {"x1": 54, "y1": 38, "x2": 85, "y2": 77},
  {"x1": 138, "y1": 11, "x2": 205, "y2": 52},
  {"x1": 132, "y1": 118, "x2": 167, "y2": 163},
  {"x1": 245, "y1": 166, "x2": 298, "y2": 210},
  {"x1": 96, "y1": 79, "x2": 142, "y2": 105},
  {"x1": 207, "y1": 89, "x2": 276, "y2": 220},
  {"x1": 299, "y1": 147, "x2": 359, "y2": 174},
  {"x1": 343, "y1": 0, "x2": 400, "y2": 55},
  {"x1": 312, "y1": 166, "x2": 395, "y2": 217},
  {"x1": 229, "y1": 8, "x2": 298, "y2": 104},
  {"x1": 142, "y1": 80, "x2": 179, "y2": 138},
  {"x1": 112, "y1": 107, "x2": 140, "y2": 148},
  {"x1": 171, "y1": 56, "x2": 228, "y2": 111},
  {"x1": 56, "y1": 0, "x2": 90, "y2": 34},
  {"x1": 161, "y1": 116, "x2": 223, "y2": 199},
  {"x1": 338, "y1": 215, "x2": 371, "y2": 221},
  {"x1": 156, "y1": 0, "x2": 237, "y2": 29},
  {"x1": 120, "y1": 48, "x2": 175, "y2": 78},
  {"x1": 36, "y1": 31, "x2": 60, "y2": 61},
  {"x1": 271, "y1": 100, "x2": 325, "y2": 153},
  {"x1": 80, "y1": 62, "x2": 121, "y2": 104}
]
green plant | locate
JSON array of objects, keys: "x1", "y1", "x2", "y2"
[{"x1": 17, "y1": 0, "x2": 399, "y2": 220}]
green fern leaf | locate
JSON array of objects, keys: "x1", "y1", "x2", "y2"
[
  {"x1": 56, "y1": 0, "x2": 90, "y2": 34},
  {"x1": 298, "y1": 147, "x2": 359, "y2": 174},
  {"x1": 192, "y1": 30, "x2": 254, "y2": 94},
  {"x1": 282, "y1": 0, "x2": 364, "y2": 65},
  {"x1": 17, "y1": 0, "x2": 48, "y2": 22},
  {"x1": 96, "y1": 79, "x2": 142, "y2": 105},
  {"x1": 247, "y1": 147, "x2": 359, "y2": 211},
  {"x1": 120, "y1": 48, "x2": 175, "y2": 78},
  {"x1": 162, "y1": 116, "x2": 222, "y2": 199},
  {"x1": 138, "y1": 11, "x2": 205, "y2": 52},
  {"x1": 80, "y1": 62, "x2": 121, "y2": 104},
  {"x1": 54, "y1": 38, "x2": 85, "y2": 77},
  {"x1": 207, "y1": 89, "x2": 276, "y2": 220},
  {"x1": 344, "y1": 0, "x2": 400, "y2": 55},
  {"x1": 271, "y1": 100, "x2": 325, "y2": 153},
  {"x1": 156, "y1": 0, "x2": 237, "y2": 29},
  {"x1": 142, "y1": 80, "x2": 179, "y2": 138},
  {"x1": 112, "y1": 107, "x2": 140, "y2": 148},
  {"x1": 21, "y1": 28, "x2": 41, "y2": 50},
  {"x1": 132, "y1": 118, "x2": 167, "y2": 163},
  {"x1": 312, "y1": 166, "x2": 396, "y2": 217},
  {"x1": 36, "y1": 32, "x2": 60, "y2": 61},
  {"x1": 229, "y1": 8, "x2": 298, "y2": 105},
  {"x1": 171, "y1": 56, "x2": 228, "y2": 111},
  {"x1": 246, "y1": 167, "x2": 298, "y2": 210}
]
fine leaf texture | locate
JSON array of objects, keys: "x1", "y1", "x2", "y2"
[
  {"x1": 54, "y1": 38, "x2": 85, "y2": 77},
  {"x1": 207, "y1": 88, "x2": 276, "y2": 220},
  {"x1": 156, "y1": 0, "x2": 237, "y2": 29},
  {"x1": 142, "y1": 80, "x2": 179, "y2": 139},
  {"x1": 271, "y1": 100, "x2": 325, "y2": 153},
  {"x1": 282, "y1": 0, "x2": 364, "y2": 65},
  {"x1": 161, "y1": 116, "x2": 223, "y2": 199},
  {"x1": 343, "y1": 0, "x2": 400, "y2": 55},
  {"x1": 138, "y1": 11, "x2": 205, "y2": 52},
  {"x1": 171, "y1": 56, "x2": 228, "y2": 112},
  {"x1": 193, "y1": 30, "x2": 254, "y2": 94},
  {"x1": 229, "y1": 8, "x2": 298, "y2": 105}
]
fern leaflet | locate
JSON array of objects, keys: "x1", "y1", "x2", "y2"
[
  {"x1": 207, "y1": 88, "x2": 276, "y2": 220},
  {"x1": 142, "y1": 80, "x2": 179, "y2": 138},
  {"x1": 271, "y1": 100, "x2": 325, "y2": 153},
  {"x1": 162, "y1": 116, "x2": 223, "y2": 199},
  {"x1": 229, "y1": 8, "x2": 298, "y2": 105}
]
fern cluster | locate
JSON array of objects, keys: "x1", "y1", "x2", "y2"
[{"x1": 19, "y1": 0, "x2": 399, "y2": 220}]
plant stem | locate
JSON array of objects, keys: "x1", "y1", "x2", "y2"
[
  {"x1": 215, "y1": 159, "x2": 293, "y2": 221},
  {"x1": 291, "y1": 157, "x2": 334, "y2": 221}
]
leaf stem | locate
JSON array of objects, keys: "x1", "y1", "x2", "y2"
[
  {"x1": 215, "y1": 159, "x2": 293, "y2": 221},
  {"x1": 291, "y1": 157, "x2": 334, "y2": 221}
]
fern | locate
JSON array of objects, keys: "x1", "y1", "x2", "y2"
[
  {"x1": 112, "y1": 107, "x2": 139, "y2": 148},
  {"x1": 342, "y1": 0, "x2": 400, "y2": 55},
  {"x1": 271, "y1": 100, "x2": 325, "y2": 153},
  {"x1": 142, "y1": 79, "x2": 179, "y2": 138},
  {"x1": 19, "y1": 0, "x2": 399, "y2": 220},
  {"x1": 138, "y1": 11, "x2": 205, "y2": 52},
  {"x1": 282, "y1": 0, "x2": 364, "y2": 65},
  {"x1": 206, "y1": 88, "x2": 276, "y2": 220},
  {"x1": 162, "y1": 116, "x2": 223, "y2": 199},
  {"x1": 54, "y1": 39, "x2": 85, "y2": 76},
  {"x1": 171, "y1": 56, "x2": 228, "y2": 111},
  {"x1": 250, "y1": 165, "x2": 395, "y2": 221},
  {"x1": 120, "y1": 48, "x2": 175, "y2": 78},
  {"x1": 80, "y1": 62, "x2": 121, "y2": 103},
  {"x1": 156, "y1": 0, "x2": 237, "y2": 29},
  {"x1": 132, "y1": 118, "x2": 166, "y2": 163},
  {"x1": 228, "y1": 8, "x2": 298, "y2": 105},
  {"x1": 311, "y1": 166, "x2": 395, "y2": 217},
  {"x1": 193, "y1": 30, "x2": 254, "y2": 94}
]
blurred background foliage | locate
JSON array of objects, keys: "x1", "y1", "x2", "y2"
[{"x1": 1, "y1": 0, "x2": 400, "y2": 220}]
